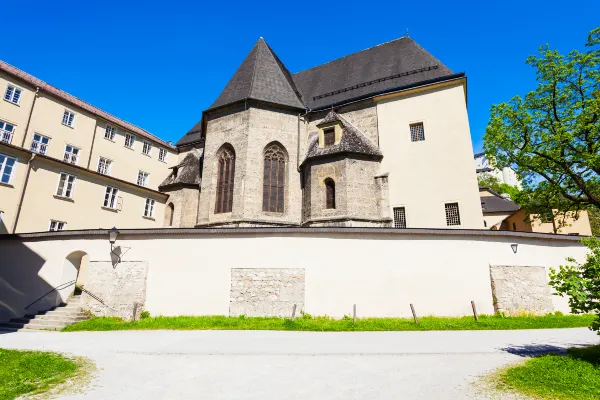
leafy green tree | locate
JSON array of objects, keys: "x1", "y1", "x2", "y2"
[
  {"x1": 550, "y1": 237, "x2": 600, "y2": 333},
  {"x1": 477, "y1": 174, "x2": 521, "y2": 201},
  {"x1": 484, "y1": 27, "x2": 600, "y2": 209}
]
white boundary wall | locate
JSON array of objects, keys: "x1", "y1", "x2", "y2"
[{"x1": 0, "y1": 229, "x2": 588, "y2": 321}]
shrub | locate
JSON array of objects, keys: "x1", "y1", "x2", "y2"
[{"x1": 140, "y1": 311, "x2": 150, "y2": 319}]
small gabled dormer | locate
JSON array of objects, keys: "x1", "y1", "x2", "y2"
[{"x1": 316, "y1": 111, "x2": 344, "y2": 148}]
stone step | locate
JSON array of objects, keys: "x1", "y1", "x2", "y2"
[
  {"x1": 14, "y1": 315, "x2": 88, "y2": 324},
  {"x1": 5, "y1": 320, "x2": 67, "y2": 329},
  {"x1": 35, "y1": 310, "x2": 88, "y2": 318},
  {"x1": 0, "y1": 326, "x2": 52, "y2": 333}
]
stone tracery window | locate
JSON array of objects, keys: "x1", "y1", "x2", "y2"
[
  {"x1": 215, "y1": 146, "x2": 235, "y2": 214},
  {"x1": 325, "y1": 178, "x2": 336, "y2": 209},
  {"x1": 262, "y1": 143, "x2": 286, "y2": 213}
]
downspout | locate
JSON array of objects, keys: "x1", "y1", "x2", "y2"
[
  {"x1": 12, "y1": 153, "x2": 36, "y2": 233},
  {"x1": 20, "y1": 87, "x2": 40, "y2": 148},
  {"x1": 86, "y1": 121, "x2": 99, "y2": 169},
  {"x1": 297, "y1": 108, "x2": 310, "y2": 172}
]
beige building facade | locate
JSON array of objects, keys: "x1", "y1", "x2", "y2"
[{"x1": 0, "y1": 61, "x2": 175, "y2": 233}]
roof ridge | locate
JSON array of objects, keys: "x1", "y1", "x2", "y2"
[
  {"x1": 293, "y1": 36, "x2": 409, "y2": 75},
  {"x1": 247, "y1": 38, "x2": 262, "y2": 100},
  {"x1": 0, "y1": 60, "x2": 172, "y2": 148},
  {"x1": 262, "y1": 40, "x2": 305, "y2": 106}
]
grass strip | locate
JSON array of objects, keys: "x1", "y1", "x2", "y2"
[
  {"x1": 62, "y1": 313, "x2": 595, "y2": 332},
  {"x1": 0, "y1": 348, "x2": 79, "y2": 400},
  {"x1": 498, "y1": 345, "x2": 600, "y2": 400}
]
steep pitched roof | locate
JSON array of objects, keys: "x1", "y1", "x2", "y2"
[
  {"x1": 175, "y1": 120, "x2": 203, "y2": 147},
  {"x1": 208, "y1": 38, "x2": 305, "y2": 111},
  {"x1": 159, "y1": 151, "x2": 202, "y2": 189},
  {"x1": 301, "y1": 111, "x2": 382, "y2": 166},
  {"x1": 292, "y1": 37, "x2": 455, "y2": 110}
]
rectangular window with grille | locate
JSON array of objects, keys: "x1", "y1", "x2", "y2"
[
  {"x1": 4, "y1": 84, "x2": 22, "y2": 104},
  {"x1": 30, "y1": 133, "x2": 50, "y2": 155},
  {"x1": 142, "y1": 141, "x2": 152, "y2": 156},
  {"x1": 324, "y1": 128, "x2": 335, "y2": 147},
  {"x1": 0, "y1": 153, "x2": 17, "y2": 184},
  {"x1": 49, "y1": 220, "x2": 66, "y2": 231},
  {"x1": 144, "y1": 198, "x2": 155, "y2": 217},
  {"x1": 0, "y1": 120, "x2": 15, "y2": 144},
  {"x1": 410, "y1": 122, "x2": 425, "y2": 142},
  {"x1": 103, "y1": 186, "x2": 119, "y2": 209},
  {"x1": 393, "y1": 207, "x2": 407, "y2": 228},
  {"x1": 445, "y1": 202, "x2": 461, "y2": 226},
  {"x1": 158, "y1": 148, "x2": 167, "y2": 162},
  {"x1": 63, "y1": 145, "x2": 80, "y2": 165},
  {"x1": 125, "y1": 133, "x2": 136, "y2": 149},
  {"x1": 56, "y1": 172, "x2": 76, "y2": 198},
  {"x1": 97, "y1": 157, "x2": 112, "y2": 175},
  {"x1": 104, "y1": 125, "x2": 117, "y2": 141},
  {"x1": 137, "y1": 170, "x2": 149, "y2": 187},
  {"x1": 62, "y1": 110, "x2": 75, "y2": 127}
]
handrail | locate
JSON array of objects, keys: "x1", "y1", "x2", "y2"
[
  {"x1": 24, "y1": 280, "x2": 76, "y2": 310},
  {"x1": 80, "y1": 287, "x2": 109, "y2": 307}
]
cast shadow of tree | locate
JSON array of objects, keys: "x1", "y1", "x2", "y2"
[{"x1": 501, "y1": 343, "x2": 595, "y2": 359}]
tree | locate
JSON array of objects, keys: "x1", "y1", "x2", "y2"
[
  {"x1": 550, "y1": 237, "x2": 600, "y2": 334},
  {"x1": 484, "y1": 27, "x2": 600, "y2": 210}
]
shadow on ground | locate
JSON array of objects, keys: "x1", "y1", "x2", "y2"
[{"x1": 501, "y1": 343, "x2": 591, "y2": 357}]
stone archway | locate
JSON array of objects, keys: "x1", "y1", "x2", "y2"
[{"x1": 60, "y1": 251, "x2": 88, "y2": 302}]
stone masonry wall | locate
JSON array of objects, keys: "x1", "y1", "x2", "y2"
[
  {"x1": 230, "y1": 268, "x2": 305, "y2": 317},
  {"x1": 81, "y1": 261, "x2": 148, "y2": 320},
  {"x1": 489, "y1": 265, "x2": 554, "y2": 315},
  {"x1": 164, "y1": 187, "x2": 199, "y2": 228}
]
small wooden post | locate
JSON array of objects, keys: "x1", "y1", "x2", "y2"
[
  {"x1": 132, "y1": 302, "x2": 139, "y2": 322},
  {"x1": 353, "y1": 304, "x2": 357, "y2": 326},
  {"x1": 291, "y1": 304, "x2": 297, "y2": 321},
  {"x1": 410, "y1": 303, "x2": 419, "y2": 324},
  {"x1": 471, "y1": 301, "x2": 479, "y2": 322}
]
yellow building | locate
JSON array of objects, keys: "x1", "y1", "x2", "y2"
[{"x1": 0, "y1": 60, "x2": 176, "y2": 233}]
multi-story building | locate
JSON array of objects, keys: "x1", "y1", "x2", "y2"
[{"x1": 0, "y1": 61, "x2": 177, "y2": 233}]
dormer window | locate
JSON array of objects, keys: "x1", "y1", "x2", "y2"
[{"x1": 324, "y1": 128, "x2": 335, "y2": 147}]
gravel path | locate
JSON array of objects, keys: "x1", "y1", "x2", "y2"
[{"x1": 1, "y1": 328, "x2": 597, "y2": 399}]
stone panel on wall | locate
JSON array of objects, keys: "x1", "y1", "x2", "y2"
[
  {"x1": 489, "y1": 265, "x2": 554, "y2": 315},
  {"x1": 81, "y1": 261, "x2": 148, "y2": 320},
  {"x1": 230, "y1": 268, "x2": 305, "y2": 317}
]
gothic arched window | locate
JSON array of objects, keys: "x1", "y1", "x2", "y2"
[
  {"x1": 263, "y1": 144, "x2": 286, "y2": 213},
  {"x1": 324, "y1": 178, "x2": 335, "y2": 209},
  {"x1": 215, "y1": 146, "x2": 235, "y2": 214}
]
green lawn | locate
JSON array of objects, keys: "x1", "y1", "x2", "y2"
[
  {"x1": 499, "y1": 345, "x2": 600, "y2": 400},
  {"x1": 0, "y1": 349, "x2": 79, "y2": 400},
  {"x1": 62, "y1": 313, "x2": 595, "y2": 332}
]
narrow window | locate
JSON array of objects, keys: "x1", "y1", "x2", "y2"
[
  {"x1": 30, "y1": 133, "x2": 50, "y2": 155},
  {"x1": 0, "y1": 120, "x2": 15, "y2": 144},
  {"x1": 410, "y1": 122, "x2": 425, "y2": 142},
  {"x1": 125, "y1": 133, "x2": 136, "y2": 149},
  {"x1": 484, "y1": 220, "x2": 487, "y2": 228},
  {"x1": 56, "y1": 172, "x2": 76, "y2": 198},
  {"x1": 103, "y1": 186, "x2": 119, "y2": 209},
  {"x1": 262, "y1": 144, "x2": 286, "y2": 213},
  {"x1": 49, "y1": 220, "x2": 66, "y2": 231},
  {"x1": 158, "y1": 148, "x2": 167, "y2": 162},
  {"x1": 62, "y1": 110, "x2": 75, "y2": 127},
  {"x1": 97, "y1": 157, "x2": 112, "y2": 175},
  {"x1": 0, "y1": 153, "x2": 17, "y2": 184},
  {"x1": 393, "y1": 207, "x2": 407, "y2": 228},
  {"x1": 142, "y1": 141, "x2": 152, "y2": 156},
  {"x1": 215, "y1": 146, "x2": 235, "y2": 213},
  {"x1": 325, "y1": 178, "x2": 335, "y2": 209},
  {"x1": 144, "y1": 198, "x2": 155, "y2": 217},
  {"x1": 104, "y1": 124, "x2": 117, "y2": 141},
  {"x1": 323, "y1": 128, "x2": 335, "y2": 147},
  {"x1": 513, "y1": 222, "x2": 517, "y2": 231},
  {"x1": 167, "y1": 203, "x2": 175, "y2": 226},
  {"x1": 137, "y1": 170, "x2": 149, "y2": 187},
  {"x1": 4, "y1": 84, "x2": 21, "y2": 104},
  {"x1": 445, "y1": 202, "x2": 461, "y2": 226},
  {"x1": 63, "y1": 145, "x2": 80, "y2": 165}
]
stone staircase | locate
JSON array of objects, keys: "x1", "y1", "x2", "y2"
[{"x1": 0, "y1": 295, "x2": 90, "y2": 332}]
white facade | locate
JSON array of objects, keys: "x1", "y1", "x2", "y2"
[{"x1": 474, "y1": 153, "x2": 521, "y2": 188}]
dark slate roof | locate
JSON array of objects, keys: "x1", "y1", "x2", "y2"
[
  {"x1": 159, "y1": 151, "x2": 202, "y2": 189},
  {"x1": 175, "y1": 120, "x2": 203, "y2": 147},
  {"x1": 292, "y1": 37, "x2": 455, "y2": 110},
  {"x1": 480, "y1": 189, "x2": 520, "y2": 213},
  {"x1": 301, "y1": 111, "x2": 382, "y2": 166},
  {"x1": 208, "y1": 38, "x2": 305, "y2": 111}
]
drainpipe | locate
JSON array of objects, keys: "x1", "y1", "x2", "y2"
[
  {"x1": 20, "y1": 87, "x2": 40, "y2": 148},
  {"x1": 12, "y1": 153, "x2": 36, "y2": 233},
  {"x1": 86, "y1": 121, "x2": 99, "y2": 169},
  {"x1": 297, "y1": 108, "x2": 310, "y2": 172}
]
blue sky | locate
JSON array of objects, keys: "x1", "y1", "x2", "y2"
[{"x1": 2, "y1": 0, "x2": 599, "y2": 151}]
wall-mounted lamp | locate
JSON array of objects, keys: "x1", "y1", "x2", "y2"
[
  {"x1": 511, "y1": 243, "x2": 518, "y2": 254},
  {"x1": 109, "y1": 227, "x2": 121, "y2": 265}
]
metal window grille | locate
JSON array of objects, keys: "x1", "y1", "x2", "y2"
[
  {"x1": 262, "y1": 144, "x2": 285, "y2": 213},
  {"x1": 324, "y1": 128, "x2": 335, "y2": 146},
  {"x1": 30, "y1": 134, "x2": 50, "y2": 155},
  {"x1": 49, "y1": 220, "x2": 66, "y2": 231},
  {"x1": 215, "y1": 147, "x2": 235, "y2": 213},
  {"x1": 125, "y1": 134, "x2": 135, "y2": 148},
  {"x1": 393, "y1": 207, "x2": 407, "y2": 228},
  {"x1": 445, "y1": 203, "x2": 461, "y2": 226},
  {"x1": 4, "y1": 85, "x2": 21, "y2": 104},
  {"x1": 62, "y1": 110, "x2": 75, "y2": 126},
  {"x1": 63, "y1": 145, "x2": 80, "y2": 164},
  {"x1": 410, "y1": 123, "x2": 425, "y2": 142}
]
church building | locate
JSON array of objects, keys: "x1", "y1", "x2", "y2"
[{"x1": 161, "y1": 36, "x2": 483, "y2": 228}]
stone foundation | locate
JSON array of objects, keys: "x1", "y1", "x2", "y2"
[
  {"x1": 230, "y1": 268, "x2": 305, "y2": 317},
  {"x1": 489, "y1": 265, "x2": 553, "y2": 315},
  {"x1": 81, "y1": 261, "x2": 148, "y2": 320}
]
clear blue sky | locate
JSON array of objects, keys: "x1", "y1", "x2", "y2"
[{"x1": 2, "y1": 0, "x2": 599, "y2": 151}]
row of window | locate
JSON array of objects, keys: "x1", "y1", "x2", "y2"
[
  {"x1": 392, "y1": 203, "x2": 461, "y2": 228},
  {"x1": 96, "y1": 156, "x2": 150, "y2": 187},
  {"x1": 103, "y1": 124, "x2": 167, "y2": 162}
]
